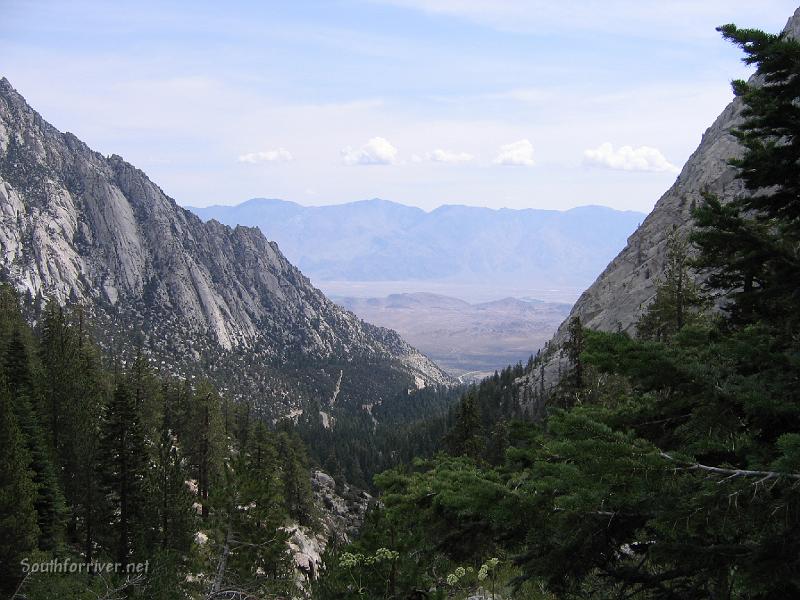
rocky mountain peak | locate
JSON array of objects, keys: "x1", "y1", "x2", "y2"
[
  {"x1": 564, "y1": 6, "x2": 800, "y2": 337},
  {"x1": 522, "y1": 6, "x2": 800, "y2": 405},
  {"x1": 785, "y1": 7, "x2": 800, "y2": 36},
  {"x1": 0, "y1": 78, "x2": 451, "y2": 416}
]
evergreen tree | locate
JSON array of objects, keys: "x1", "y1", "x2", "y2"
[
  {"x1": 144, "y1": 394, "x2": 195, "y2": 555},
  {"x1": 227, "y1": 421, "x2": 292, "y2": 591},
  {"x1": 486, "y1": 419, "x2": 509, "y2": 466},
  {"x1": 38, "y1": 300, "x2": 76, "y2": 454},
  {"x1": 100, "y1": 380, "x2": 149, "y2": 565},
  {"x1": 127, "y1": 349, "x2": 163, "y2": 438},
  {"x1": 692, "y1": 24, "x2": 800, "y2": 333},
  {"x1": 183, "y1": 380, "x2": 225, "y2": 520},
  {"x1": 3, "y1": 327, "x2": 64, "y2": 551},
  {"x1": 39, "y1": 305, "x2": 109, "y2": 564},
  {"x1": 558, "y1": 315, "x2": 586, "y2": 405},
  {"x1": 0, "y1": 383, "x2": 38, "y2": 596},
  {"x1": 444, "y1": 391, "x2": 484, "y2": 460},
  {"x1": 0, "y1": 289, "x2": 325, "y2": 596},
  {"x1": 637, "y1": 228, "x2": 708, "y2": 340},
  {"x1": 276, "y1": 428, "x2": 316, "y2": 526}
]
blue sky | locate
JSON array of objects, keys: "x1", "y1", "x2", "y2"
[{"x1": 2, "y1": 0, "x2": 798, "y2": 211}]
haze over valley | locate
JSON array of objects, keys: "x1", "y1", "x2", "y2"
[
  {"x1": 190, "y1": 198, "x2": 644, "y2": 304},
  {"x1": 335, "y1": 293, "x2": 571, "y2": 379},
  {"x1": 190, "y1": 198, "x2": 643, "y2": 373}
]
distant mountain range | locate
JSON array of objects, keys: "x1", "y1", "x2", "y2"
[
  {"x1": 335, "y1": 292, "x2": 572, "y2": 380},
  {"x1": 188, "y1": 198, "x2": 645, "y2": 298}
]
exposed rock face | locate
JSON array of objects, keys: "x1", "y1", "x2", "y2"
[
  {"x1": 311, "y1": 470, "x2": 372, "y2": 543},
  {"x1": 564, "y1": 96, "x2": 745, "y2": 337},
  {"x1": 287, "y1": 471, "x2": 372, "y2": 587},
  {"x1": 522, "y1": 7, "x2": 800, "y2": 403},
  {"x1": 0, "y1": 77, "x2": 450, "y2": 416}
]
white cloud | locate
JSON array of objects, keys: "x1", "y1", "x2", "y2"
[
  {"x1": 493, "y1": 139, "x2": 534, "y2": 166},
  {"x1": 583, "y1": 142, "x2": 679, "y2": 173},
  {"x1": 424, "y1": 148, "x2": 474, "y2": 163},
  {"x1": 238, "y1": 148, "x2": 293, "y2": 163},
  {"x1": 341, "y1": 136, "x2": 398, "y2": 165}
]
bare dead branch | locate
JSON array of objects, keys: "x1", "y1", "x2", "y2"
[{"x1": 659, "y1": 451, "x2": 800, "y2": 481}]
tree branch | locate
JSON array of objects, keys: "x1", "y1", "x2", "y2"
[{"x1": 658, "y1": 451, "x2": 800, "y2": 481}]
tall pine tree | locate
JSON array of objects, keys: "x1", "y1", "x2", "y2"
[
  {"x1": 0, "y1": 383, "x2": 38, "y2": 596},
  {"x1": 100, "y1": 380, "x2": 148, "y2": 565},
  {"x1": 3, "y1": 327, "x2": 64, "y2": 551},
  {"x1": 637, "y1": 229, "x2": 707, "y2": 340},
  {"x1": 693, "y1": 25, "x2": 800, "y2": 334}
]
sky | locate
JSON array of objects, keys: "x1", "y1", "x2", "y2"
[{"x1": 1, "y1": 0, "x2": 799, "y2": 212}]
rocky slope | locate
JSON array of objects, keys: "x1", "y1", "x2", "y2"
[
  {"x1": 522, "y1": 7, "x2": 800, "y2": 404},
  {"x1": 0, "y1": 77, "x2": 450, "y2": 417},
  {"x1": 287, "y1": 471, "x2": 372, "y2": 584}
]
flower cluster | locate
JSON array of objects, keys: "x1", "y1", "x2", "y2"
[
  {"x1": 446, "y1": 557, "x2": 501, "y2": 593},
  {"x1": 339, "y1": 552, "x2": 364, "y2": 569},
  {"x1": 477, "y1": 557, "x2": 499, "y2": 581},
  {"x1": 340, "y1": 548, "x2": 399, "y2": 569},
  {"x1": 374, "y1": 548, "x2": 400, "y2": 562},
  {"x1": 446, "y1": 565, "x2": 467, "y2": 586}
]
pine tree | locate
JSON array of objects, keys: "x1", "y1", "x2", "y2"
[
  {"x1": 692, "y1": 25, "x2": 800, "y2": 334},
  {"x1": 637, "y1": 229, "x2": 707, "y2": 341},
  {"x1": 560, "y1": 315, "x2": 586, "y2": 395},
  {"x1": 444, "y1": 391, "x2": 484, "y2": 460},
  {"x1": 38, "y1": 304, "x2": 108, "y2": 564},
  {"x1": 486, "y1": 419, "x2": 509, "y2": 466},
  {"x1": 227, "y1": 421, "x2": 292, "y2": 589},
  {"x1": 3, "y1": 327, "x2": 65, "y2": 551},
  {"x1": 127, "y1": 349, "x2": 163, "y2": 438},
  {"x1": 183, "y1": 381, "x2": 225, "y2": 520},
  {"x1": 0, "y1": 383, "x2": 38, "y2": 595},
  {"x1": 100, "y1": 380, "x2": 148, "y2": 565},
  {"x1": 276, "y1": 428, "x2": 316, "y2": 526},
  {"x1": 145, "y1": 396, "x2": 195, "y2": 555},
  {"x1": 322, "y1": 447, "x2": 346, "y2": 493},
  {"x1": 37, "y1": 300, "x2": 73, "y2": 455}
]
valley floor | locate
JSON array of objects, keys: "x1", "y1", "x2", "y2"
[{"x1": 334, "y1": 291, "x2": 572, "y2": 379}]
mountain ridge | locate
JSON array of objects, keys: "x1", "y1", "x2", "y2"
[
  {"x1": 189, "y1": 197, "x2": 645, "y2": 294},
  {"x1": 194, "y1": 196, "x2": 641, "y2": 217},
  {"x1": 0, "y1": 76, "x2": 451, "y2": 418}
]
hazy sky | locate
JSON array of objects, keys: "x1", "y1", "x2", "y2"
[{"x1": 2, "y1": 1, "x2": 798, "y2": 211}]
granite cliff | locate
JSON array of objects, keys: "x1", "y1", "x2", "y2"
[
  {"x1": 0, "y1": 77, "x2": 450, "y2": 418},
  {"x1": 522, "y1": 7, "x2": 800, "y2": 404}
]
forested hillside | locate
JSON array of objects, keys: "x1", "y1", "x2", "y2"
[
  {"x1": 0, "y1": 76, "x2": 462, "y2": 572},
  {"x1": 0, "y1": 286, "x2": 324, "y2": 599},
  {"x1": 312, "y1": 23, "x2": 800, "y2": 600}
]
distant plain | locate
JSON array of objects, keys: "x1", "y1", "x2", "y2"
[{"x1": 335, "y1": 292, "x2": 572, "y2": 380}]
